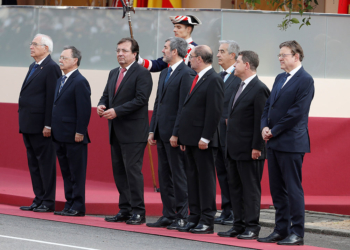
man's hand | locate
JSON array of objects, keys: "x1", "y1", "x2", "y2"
[
  {"x1": 75, "y1": 133, "x2": 84, "y2": 142},
  {"x1": 43, "y1": 127, "x2": 51, "y2": 137},
  {"x1": 262, "y1": 127, "x2": 273, "y2": 141},
  {"x1": 97, "y1": 105, "x2": 106, "y2": 117},
  {"x1": 170, "y1": 136, "x2": 178, "y2": 147},
  {"x1": 252, "y1": 149, "x2": 261, "y2": 160},
  {"x1": 103, "y1": 108, "x2": 117, "y2": 120},
  {"x1": 180, "y1": 145, "x2": 186, "y2": 151},
  {"x1": 198, "y1": 140, "x2": 208, "y2": 150},
  {"x1": 148, "y1": 133, "x2": 157, "y2": 146}
]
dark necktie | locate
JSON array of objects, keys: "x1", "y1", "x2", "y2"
[
  {"x1": 189, "y1": 74, "x2": 199, "y2": 94},
  {"x1": 275, "y1": 72, "x2": 291, "y2": 98},
  {"x1": 59, "y1": 75, "x2": 67, "y2": 93},
  {"x1": 26, "y1": 64, "x2": 39, "y2": 82},
  {"x1": 220, "y1": 71, "x2": 228, "y2": 81},
  {"x1": 232, "y1": 81, "x2": 245, "y2": 109},
  {"x1": 115, "y1": 68, "x2": 127, "y2": 95},
  {"x1": 163, "y1": 67, "x2": 173, "y2": 89}
]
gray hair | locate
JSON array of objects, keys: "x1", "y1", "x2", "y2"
[
  {"x1": 194, "y1": 45, "x2": 213, "y2": 64},
  {"x1": 219, "y1": 40, "x2": 240, "y2": 59},
  {"x1": 63, "y1": 46, "x2": 82, "y2": 66},
  {"x1": 34, "y1": 34, "x2": 53, "y2": 53},
  {"x1": 165, "y1": 37, "x2": 188, "y2": 58}
]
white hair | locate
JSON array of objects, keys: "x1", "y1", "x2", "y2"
[
  {"x1": 219, "y1": 40, "x2": 240, "y2": 59},
  {"x1": 34, "y1": 34, "x2": 53, "y2": 54}
]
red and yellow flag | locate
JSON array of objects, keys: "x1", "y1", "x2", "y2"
[
  {"x1": 338, "y1": 0, "x2": 350, "y2": 14},
  {"x1": 147, "y1": 0, "x2": 181, "y2": 8}
]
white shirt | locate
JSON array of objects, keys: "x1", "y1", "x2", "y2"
[
  {"x1": 196, "y1": 65, "x2": 213, "y2": 144},
  {"x1": 36, "y1": 56, "x2": 48, "y2": 65},
  {"x1": 62, "y1": 68, "x2": 78, "y2": 84},
  {"x1": 120, "y1": 60, "x2": 135, "y2": 77},
  {"x1": 222, "y1": 65, "x2": 235, "y2": 82},
  {"x1": 282, "y1": 64, "x2": 302, "y2": 88},
  {"x1": 241, "y1": 74, "x2": 257, "y2": 91},
  {"x1": 169, "y1": 59, "x2": 183, "y2": 75}
]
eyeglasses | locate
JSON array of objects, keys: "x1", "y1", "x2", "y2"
[
  {"x1": 59, "y1": 56, "x2": 73, "y2": 60},
  {"x1": 115, "y1": 49, "x2": 131, "y2": 54},
  {"x1": 189, "y1": 54, "x2": 199, "y2": 60},
  {"x1": 29, "y1": 42, "x2": 46, "y2": 47},
  {"x1": 277, "y1": 54, "x2": 293, "y2": 58}
]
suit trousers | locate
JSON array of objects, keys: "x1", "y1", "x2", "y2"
[
  {"x1": 185, "y1": 146, "x2": 217, "y2": 226},
  {"x1": 54, "y1": 141, "x2": 87, "y2": 213},
  {"x1": 111, "y1": 129, "x2": 147, "y2": 215},
  {"x1": 267, "y1": 149, "x2": 305, "y2": 237},
  {"x1": 22, "y1": 133, "x2": 56, "y2": 209},
  {"x1": 227, "y1": 157, "x2": 264, "y2": 233},
  {"x1": 156, "y1": 137, "x2": 188, "y2": 219},
  {"x1": 215, "y1": 146, "x2": 232, "y2": 214}
]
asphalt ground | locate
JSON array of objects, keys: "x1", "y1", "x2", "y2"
[{"x1": 1, "y1": 213, "x2": 350, "y2": 250}]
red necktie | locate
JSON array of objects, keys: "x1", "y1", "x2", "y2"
[
  {"x1": 189, "y1": 74, "x2": 199, "y2": 94},
  {"x1": 115, "y1": 68, "x2": 127, "y2": 95}
]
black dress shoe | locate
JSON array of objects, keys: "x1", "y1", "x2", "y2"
[
  {"x1": 20, "y1": 203, "x2": 40, "y2": 211},
  {"x1": 214, "y1": 211, "x2": 231, "y2": 224},
  {"x1": 190, "y1": 224, "x2": 214, "y2": 234},
  {"x1": 258, "y1": 231, "x2": 286, "y2": 243},
  {"x1": 126, "y1": 214, "x2": 146, "y2": 225},
  {"x1": 177, "y1": 222, "x2": 197, "y2": 232},
  {"x1": 105, "y1": 212, "x2": 131, "y2": 222},
  {"x1": 277, "y1": 233, "x2": 304, "y2": 245},
  {"x1": 54, "y1": 208, "x2": 70, "y2": 216},
  {"x1": 33, "y1": 204, "x2": 54, "y2": 212},
  {"x1": 237, "y1": 230, "x2": 259, "y2": 240},
  {"x1": 62, "y1": 209, "x2": 85, "y2": 216},
  {"x1": 167, "y1": 218, "x2": 187, "y2": 230},
  {"x1": 146, "y1": 216, "x2": 173, "y2": 227},
  {"x1": 222, "y1": 213, "x2": 234, "y2": 225},
  {"x1": 217, "y1": 227, "x2": 245, "y2": 237}
]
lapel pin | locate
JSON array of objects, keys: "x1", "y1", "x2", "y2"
[{"x1": 41, "y1": 67, "x2": 43, "y2": 69}]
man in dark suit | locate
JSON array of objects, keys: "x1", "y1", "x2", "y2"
[
  {"x1": 218, "y1": 51, "x2": 270, "y2": 239},
  {"x1": 52, "y1": 46, "x2": 91, "y2": 217},
  {"x1": 214, "y1": 40, "x2": 241, "y2": 225},
  {"x1": 98, "y1": 38, "x2": 153, "y2": 225},
  {"x1": 19, "y1": 34, "x2": 61, "y2": 212},
  {"x1": 177, "y1": 45, "x2": 224, "y2": 234},
  {"x1": 258, "y1": 41, "x2": 314, "y2": 245},
  {"x1": 147, "y1": 37, "x2": 195, "y2": 229}
]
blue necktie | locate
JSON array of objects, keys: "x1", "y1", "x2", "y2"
[
  {"x1": 163, "y1": 67, "x2": 173, "y2": 89},
  {"x1": 220, "y1": 71, "x2": 228, "y2": 81},
  {"x1": 26, "y1": 64, "x2": 39, "y2": 82},
  {"x1": 59, "y1": 75, "x2": 67, "y2": 93},
  {"x1": 274, "y1": 73, "x2": 290, "y2": 98}
]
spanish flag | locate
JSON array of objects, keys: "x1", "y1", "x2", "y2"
[
  {"x1": 338, "y1": 0, "x2": 350, "y2": 14},
  {"x1": 147, "y1": 0, "x2": 182, "y2": 8}
]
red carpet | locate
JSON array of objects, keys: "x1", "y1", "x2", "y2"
[{"x1": 0, "y1": 204, "x2": 335, "y2": 250}]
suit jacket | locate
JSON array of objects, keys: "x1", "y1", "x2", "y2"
[
  {"x1": 18, "y1": 55, "x2": 61, "y2": 134},
  {"x1": 51, "y1": 70, "x2": 91, "y2": 144},
  {"x1": 219, "y1": 71, "x2": 241, "y2": 147},
  {"x1": 261, "y1": 66, "x2": 314, "y2": 153},
  {"x1": 178, "y1": 68, "x2": 224, "y2": 147},
  {"x1": 98, "y1": 62, "x2": 153, "y2": 144},
  {"x1": 150, "y1": 62, "x2": 196, "y2": 142},
  {"x1": 226, "y1": 75, "x2": 270, "y2": 161}
]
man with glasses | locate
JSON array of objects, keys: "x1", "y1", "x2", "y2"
[
  {"x1": 98, "y1": 38, "x2": 153, "y2": 225},
  {"x1": 51, "y1": 46, "x2": 91, "y2": 217},
  {"x1": 259, "y1": 41, "x2": 314, "y2": 245},
  {"x1": 18, "y1": 34, "x2": 61, "y2": 213}
]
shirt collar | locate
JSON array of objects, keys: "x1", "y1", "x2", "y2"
[
  {"x1": 36, "y1": 55, "x2": 48, "y2": 65},
  {"x1": 120, "y1": 60, "x2": 135, "y2": 71},
  {"x1": 197, "y1": 65, "x2": 212, "y2": 81},
  {"x1": 170, "y1": 59, "x2": 182, "y2": 72},
  {"x1": 63, "y1": 68, "x2": 78, "y2": 80},
  {"x1": 288, "y1": 64, "x2": 302, "y2": 77},
  {"x1": 242, "y1": 74, "x2": 256, "y2": 86},
  {"x1": 224, "y1": 65, "x2": 235, "y2": 74},
  {"x1": 186, "y1": 37, "x2": 193, "y2": 44}
]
